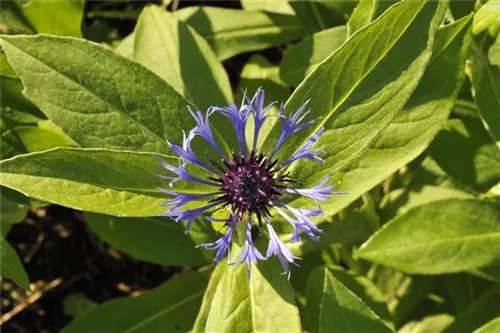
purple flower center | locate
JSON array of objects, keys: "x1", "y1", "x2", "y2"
[{"x1": 210, "y1": 152, "x2": 292, "y2": 224}]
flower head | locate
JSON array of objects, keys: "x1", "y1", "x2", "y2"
[{"x1": 155, "y1": 90, "x2": 346, "y2": 279}]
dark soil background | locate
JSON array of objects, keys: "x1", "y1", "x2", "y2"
[{"x1": 0, "y1": 1, "x2": 278, "y2": 332}]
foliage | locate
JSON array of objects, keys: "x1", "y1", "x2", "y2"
[{"x1": 0, "y1": 0, "x2": 499, "y2": 332}]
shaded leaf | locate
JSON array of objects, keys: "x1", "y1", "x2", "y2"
[
  {"x1": 427, "y1": 118, "x2": 500, "y2": 192},
  {"x1": 133, "y1": 5, "x2": 232, "y2": 110},
  {"x1": 468, "y1": 37, "x2": 500, "y2": 149},
  {"x1": 0, "y1": 186, "x2": 29, "y2": 224},
  {"x1": 445, "y1": 286, "x2": 500, "y2": 332},
  {"x1": 288, "y1": 0, "x2": 356, "y2": 34},
  {"x1": 85, "y1": 213, "x2": 216, "y2": 266},
  {"x1": 280, "y1": 25, "x2": 347, "y2": 87},
  {"x1": 176, "y1": 6, "x2": 305, "y2": 60},
  {"x1": 62, "y1": 270, "x2": 210, "y2": 333},
  {"x1": 241, "y1": 0, "x2": 294, "y2": 15},
  {"x1": 0, "y1": 236, "x2": 30, "y2": 290},
  {"x1": 356, "y1": 198, "x2": 500, "y2": 274},
  {"x1": 306, "y1": 267, "x2": 391, "y2": 332}
]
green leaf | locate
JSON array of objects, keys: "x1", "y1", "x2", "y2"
[
  {"x1": 288, "y1": 0, "x2": 356, "y2": 34},
  {"x1": 63, "y1": 293, "x2": 97, "y2": 319},
  {"x1": 427, "y1": 118, "x2": 500, "y2": 192},
  {"x1": 472, "y1": 0, "x2": 500, "y2": 35},
  {"x1": 0, "y1": 34, "x2": 194, "y2": 154},
  {"x1": 62, "y1": 270, "x2": 210, "y2": 333},
  {"x1": 283, "y1": 13, "x2": 472, "y2": 216},
  {"x1": 241, "y1": 0, "x2": 294, "y2": 15},
  {"x1": 176, "y1": 6, "x2": 305, "y2": 60},
  {"x1": 306, "y1": 267, "x2": 391, "y2": 333},
  {"x1": 0, "y1": 0, "x2": 84, "y2": 37},
  {"x1": 445, "y1": 286, "x2": 500, "y2": 332},
  {"x1": 0, "y1": 187, "x2": 28, "y2": 224},
  {"x1": 489, "y1": 33, "x2": 500, "y2": 66},
  {"x1": 0, "y1": 147, "x2": 213, "y2": 217},
  {"x1": 380, "y1": 185, "x2": 474, "y2": 221},
  {"x1": 85, "y1": 212, "x2": 216, "y2": 266},
  {"x1": 398, "y1": 314, "x2": 455, "y2": 333},
  {"x1": 115, "y1": 33, "x2": 134, "y2": 58},
  {"x1": 468, "y1": 37, "x2": 500, "y2": 149},
  {"x1": 356, "y1": 198, "x2": 500, "y2": 274},
  {"x1": 473, "y1": 317, "x2": 500, "y2": 333},
  {"x1": 280, "y1": 25, "x2": 347, "y2": 87},
  {"x1": 0, "y1": 236, "x2": 30, "y2": 290},
  {"x1": 133, "y1": 5, "x2": 232, "y2": 110},
  {"x1": 264, "y1": 0, "x2": 448, "y2": 193},
  {"x1": 193, "y1": 261, "x2": 301, "y2": 333},
  {"x1": 347, "y1": 0, "x2": 397, "y2": 35}
]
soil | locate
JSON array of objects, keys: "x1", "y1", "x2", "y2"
[{"x1": 1, "y1": 206, "x2": 182, "y2": 333}]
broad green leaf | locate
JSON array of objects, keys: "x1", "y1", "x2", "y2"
[
  {"x1": 380, "y1": 185, "x2": 474, "y2": 221},
  {"x1": 85, "y1": 213, "x2": 216, "y2": 266},
  {"x1": 283, "y1": 13, "x2": 472, "y2": 216},
  {"x1": 193, "y1": 260, "x2": 301, "y2": 333},
  {"x1": 356, "y1": 198, "x2": 500, "y2": 274},
  {"x1": 288, "y1": 0, "x2": 356, "y2": 34},
  {"x1": 0, "y1": 0, "x2": 84, "y2": 37},
  {"x1": 473, "y1": 0, "x2": 500, "y2": 35},
  {"x1": 398, "y1": 314, "x2": 455, "y2": 333},
  {"x1": 241, "y1": 0, "x2": 294, "y2": 15},
  {"x1": 133, "y1": 6, "x2": 232, "y2": 110},
  {"x1": 0, "y1": 236, "x2": 30, "y2": 289},
  {"x1": 62, "y1": 270, "x2": 210, "y2": 333},
  {"x1": 445, "y1": 286, "x2": 500, "y2": 332},
  {"x1": 468, "y1": 38, "x2": 500, "y2": 149},
  {"x1": 306, "y1": 267, "x2": 391, "y2": 333},
  {"x1": 347, "y1": 0, "x2": 397, "y2": 35},
  {"x1": 280, "y1": 25, "x2": 347, "y2": 87},
  {"x1": 473, "y1": 317, "x2": 500, "y2": 333},
  {"x1": 264, "y1": 0, "x2": 448, "y2": 194},
  {"x1": 176, "y1": 6, "x2": 305, "y2": 60},
  {"x1": 0, "y1": 34, "x2": 199, "y2": 154},
  {"x1": 0, "y1": 187, "x2": 29, "y2": 224},
  {"x1": 427, "y1": 118, "x2": 500, "y2": 192},
  {"x1": 0, "y1": 148, "x2": 213, "y2": 217}
]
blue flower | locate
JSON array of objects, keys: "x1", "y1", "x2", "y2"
[{"x1": 155, "y1": 89, "x2": 346, "y2": 279}]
